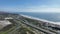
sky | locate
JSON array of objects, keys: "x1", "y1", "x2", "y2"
[{"x1": 0, "y1": 0, "x2": 60, "y2": 12}]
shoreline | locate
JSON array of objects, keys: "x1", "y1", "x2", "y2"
[{"x1": 20, "y1": 14, "x2": 60, "y2": 25}]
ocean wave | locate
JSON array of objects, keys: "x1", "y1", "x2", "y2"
[{"x1": 20, "y1": 14, "x2": 60, "y2": 25}]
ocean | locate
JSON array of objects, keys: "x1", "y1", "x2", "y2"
[{"x1": 14, "y1": 12, "x2": 60, "y2": 22}]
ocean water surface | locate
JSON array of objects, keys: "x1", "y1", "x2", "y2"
[{"x1": 15, "y1": 12, "x2": 60, "y2": 22}]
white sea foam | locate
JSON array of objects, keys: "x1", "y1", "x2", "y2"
[{"x1": 20, "y1": 14, "x2": 60, "y2": 25}]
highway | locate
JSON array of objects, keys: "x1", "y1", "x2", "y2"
[
  {"x1": 8, "y1": 20, "x2": 21, "y2": 34},
  {"x1": 5, "y1": 16, "x2": 58, "y2": 34},
  {"x1": 17, "y1": 18, "x2": 57, "y2": 34}
]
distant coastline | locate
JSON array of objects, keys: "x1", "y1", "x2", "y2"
[{"x1": 20, "y1": 14, "x2": 60, "y2": 25}]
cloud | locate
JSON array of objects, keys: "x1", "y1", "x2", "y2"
[
  {"x1": 20, "y1": 8, "x2": 60, "y2": 12},
  {"x1": 0, "y1": 0, "x2": 60, "y2": 13},
  {"x1": 0, "y1": 7, "x2": 60, "y2": 13},
  {"x1": 0, "y1": 5, "x2": 60, "y2": 13}
]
